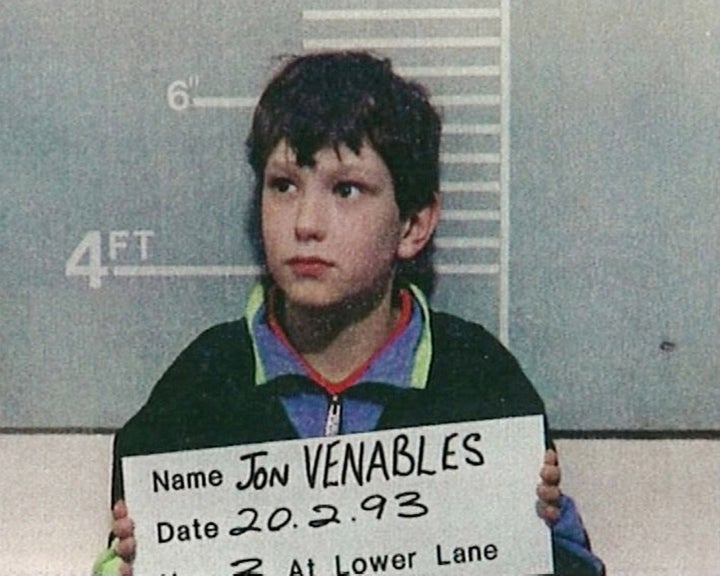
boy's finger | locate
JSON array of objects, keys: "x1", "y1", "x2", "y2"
[
  {"x1": 540, "y1": 450, "x2": 561, "y2": 485},
  {"x1": 119, "y1": 560, "x2": 133, "y2": 576},
  {"x1": 114, "y1": 516, "x2": 134, "y2": 539},
  {"x1": 113, "y1": 499, "x2": 128, "y2": 520},
  {"x1": 536, "y1": 483, "x2": 561, "y2": 504},
  {"x1": 115, "y1": 536, "x2": 137, "y2": 561},
  {"x1": 540, "y1": 463, "x2": 561, "y2": 485},
  {"x1": 544, "y1": 449, "x2": 559, "y2": 466},
  {"x1": 536, "y1": 500, "x2": 561, "y2": 523}
]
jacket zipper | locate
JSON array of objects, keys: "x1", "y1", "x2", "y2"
[{"x1": 324, "y1": 394, "x2": 341, "y2": 436}]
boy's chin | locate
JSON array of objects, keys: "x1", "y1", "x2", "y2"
[
  {"x1": 281, "y1": 287, "x2": 354, "y2": 313},
  {"x1": 279, "y1": 283, "x2": 392, "y2": 317}
]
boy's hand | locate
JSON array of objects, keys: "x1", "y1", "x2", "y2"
[
  {"x1": 112, "y1": 500, "x2": 136, "y2": 576},
  {"x1": 536, "y1": 448, "x2": 562, "y2": 523}
]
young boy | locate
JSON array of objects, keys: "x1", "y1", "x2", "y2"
[{"x1": 95, "y1": 51, "x2": 604, "y2": 576}]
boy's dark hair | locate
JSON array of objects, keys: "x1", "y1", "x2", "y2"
[
  {"x1": 246, "y1": 51, "x2": 441, "y2": 293},
  {"x1": 246, "y1": 51, "x2": 441, "y2": 220}
]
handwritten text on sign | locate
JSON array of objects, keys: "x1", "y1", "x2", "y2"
[{"x1": 122, "y1": 415, "x2": 552, "y2": 576}]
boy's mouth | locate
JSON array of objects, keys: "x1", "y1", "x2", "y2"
[{"x1": 286, "y1": 256, "x2": 334, "y2": 277}]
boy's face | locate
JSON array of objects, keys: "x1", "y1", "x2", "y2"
[{"x1": 261, "y1": 140, "x2": 413, "y2": 311}]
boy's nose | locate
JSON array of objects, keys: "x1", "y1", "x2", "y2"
[{"x1": 294, "y1": 190, "x2": 327, "y2": 241}]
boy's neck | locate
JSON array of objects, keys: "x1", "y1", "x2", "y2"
[{"x1": 276, "y1": 284, "x2": 400, "y2": 383}]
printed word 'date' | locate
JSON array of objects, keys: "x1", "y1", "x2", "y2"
[{"x1": 156, "y1": 518, "x2": 219, "y2": 544}]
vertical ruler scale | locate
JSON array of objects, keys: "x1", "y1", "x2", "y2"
[
  {"x1": 499, "y1": 0, "x2": 511, "y2": 345},
  {"x1": 303, "y1": 2, "x2": 510, "y2": 340}
]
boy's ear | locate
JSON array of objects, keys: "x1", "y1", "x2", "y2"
[{"x1": 397, "y1": 193, "x2": 441, "y2": 260}]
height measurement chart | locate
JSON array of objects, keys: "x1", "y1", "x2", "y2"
[
  {"x1": 123, "y1": 415, "x2": 552, "y2": 576},
  {"x1": 63, "y1": 2, "x2": 511, "y2": 340}
]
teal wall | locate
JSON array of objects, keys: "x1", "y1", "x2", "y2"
[
  {"x1": 510, "y1": 1, "x2": 719, "y2": 429},
  {"x1": 1, "y1": 1, "x2": 717, "y2": 429}
]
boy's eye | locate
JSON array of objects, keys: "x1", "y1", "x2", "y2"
[
  {"x1": 268, "y1": 177, "x2": 295, "y2": 194},
  {"x1": 334, "y1": 182, "x2": 362, "y2": 199}
]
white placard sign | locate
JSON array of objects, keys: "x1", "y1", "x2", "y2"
[{"x1": 123, "y1": 414, "x2": 553, "y2": 576}]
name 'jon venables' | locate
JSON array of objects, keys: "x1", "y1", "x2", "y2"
[{"x1": 150, "y1": 430, "x2": 484, "y2": 494}]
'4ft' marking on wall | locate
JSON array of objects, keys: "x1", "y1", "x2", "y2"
[{"x1": 65, "y1": 230, "x2": 155, "y2": 288}]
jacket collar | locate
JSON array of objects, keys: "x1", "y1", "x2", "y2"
[{"x1": 245, "y1": 283, "x2": 433, "y2": 391}]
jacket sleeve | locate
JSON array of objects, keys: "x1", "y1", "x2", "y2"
[
  {"x1": 551, "y1": 494, "x2": 606, "y2": 575},
  {"x1": 92, "y1": 543, "x2": 122, "y2": 576}
]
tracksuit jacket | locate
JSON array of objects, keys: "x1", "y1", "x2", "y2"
[{"x1": 97, "y1": 285, "x2": 604, "y2": 575}]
